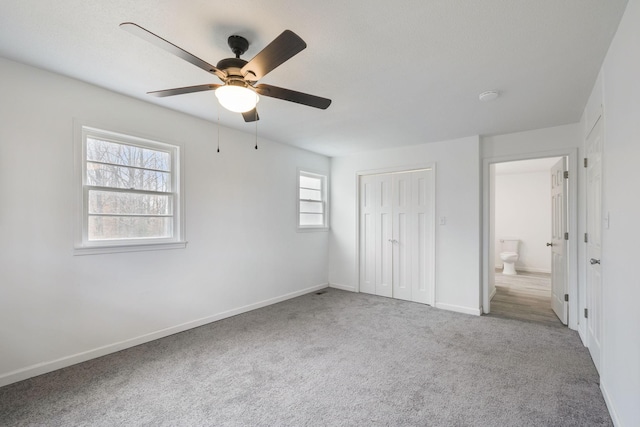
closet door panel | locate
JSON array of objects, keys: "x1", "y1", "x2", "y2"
[
  {"x1": 411, "y1": 170, "x2": 434, "y2": 304},
  {"x1": 360, "y1": 169, "x2": 434, "y2": 305},
  {"x1": 359, "y1": 176, "x2": 377, "y2": 295},
  {"x1": 377, "y1": 176, "x2": 393, "y2": 297},
  {"x1": 393, "y1": 174, "x2": 412, "y2": 301}
]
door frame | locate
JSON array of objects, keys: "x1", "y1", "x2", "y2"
[
  {"x1": 481, "y1": 148, "x2": 579, "y2": 330},
  {"x1": 355, "y1": 163, "x2": 436, "y2": 305}
]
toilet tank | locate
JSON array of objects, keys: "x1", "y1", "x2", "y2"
[{"x1": 500, "y1": 238, "x2": 519, "y2": 253}]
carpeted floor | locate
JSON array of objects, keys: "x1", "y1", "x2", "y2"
[{"x1": 0, "y1": 288, "x2": 611, "y2": 426}]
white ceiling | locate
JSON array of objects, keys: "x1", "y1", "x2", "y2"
[{"x1": 0, "y1": 0, "x2": 628, "y2": 157}]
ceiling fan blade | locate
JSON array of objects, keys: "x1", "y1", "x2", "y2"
[
  {"x1": 120, "y1": 22, "x2": 225, "y2": 80},
  {"x1": 147, "y1": 84, "x2": 220, "y2": 97},
  {"x1": 241, "y1": 30, "x2": 306, "y2": 81},
  {"x1": 242, "y1": 108, "x2": 260, "y2": 122},
  {"x1": 255, "y1": 84, "x2": 331, "y2": 109}
]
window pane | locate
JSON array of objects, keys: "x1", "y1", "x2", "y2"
[
  {"x1": 87, "y1": 138, "x2": 171, "y2": 171},
  {"x1": 300, "y1": 175, "x2": 321, "y2": 190},
  {"x1": 89, "y1": 190, "x2": 172, "y2": 215},
  {"x1": 300, "y1": 188, "x2": 322, "y2": 201},
  {"x1": 299, "y1": 213, "x2": 324, "y2": 226},
  {"x1": 87, "y1": 162, "x2": 171, "y2": 192},
  {"x1": 88, "y1": 216, "x2": 172, "y2": 240},
  {"x1": 300, "y1": 201, "x2": 324, "y2": 214}
]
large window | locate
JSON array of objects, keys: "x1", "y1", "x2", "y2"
[
  {"x1": 298, "y1": 170, "x2": 328, "y2": 230},
  {"x1": 75, "y1": 125, "x2": 185, "y2": 254}
]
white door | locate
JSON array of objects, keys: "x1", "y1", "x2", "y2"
[
  {"x1": 360, "y1": 169, "x2": 434, "y2": 305},
  {"x1": 550, "y1": 158, "x2": 568, "y2": 324},
  {"x1": 586, "y1": 114, "x2": 603, "y2": 373},
  {"x1": 359, "y1": 174, "x2": 392, "y2": 297},
  {"x1": 392, "y1": 173, "x2": 412, "y2": 301},
  {"x1": 409, "y1": 170, "x2": 433, "y2": 304}
]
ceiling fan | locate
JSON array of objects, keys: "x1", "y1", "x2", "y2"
[{"x1": 120, "y1": 22, "x2": 331, "y2": 122}]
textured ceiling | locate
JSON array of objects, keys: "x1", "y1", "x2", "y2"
[{"x1": 0, "y1": 0, "x2": 628, "y2": 156}]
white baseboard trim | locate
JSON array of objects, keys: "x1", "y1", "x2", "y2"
[
  {"x1": 600, "y1": 382, "x2": 621, "y2": 426},
  {"x1": 577, "y1": 326, "x2": 587, "y2": 347},
  {"x1": 489, "y1": 287, "x2": 497, "y2": 301},
  {"x1": 494, "y1": 266, "x2": 551, "y2": 274},
  {"x1": 0, "y1": 283, "x2": 328, "y2": 388},
  {"x1": 518, "y1": 267, "x2": 551, "y2": 274},
  {"x1": 329, "y1": 283, "x2": 356, "y2": 292},
  {"x1": 435, "y1": 302, "x2": 482, "y2": 316}
]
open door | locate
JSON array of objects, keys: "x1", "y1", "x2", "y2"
[{"x1": 550, "y1": 158, "x2": 568, "y2": 324}]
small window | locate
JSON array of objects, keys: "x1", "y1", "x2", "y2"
[
  {"x1": 75, "y1": 124, "x2": 185, "y2": 254},
  {"x1": 298, "y1": 170, "x2": 328, "y2": 230}
]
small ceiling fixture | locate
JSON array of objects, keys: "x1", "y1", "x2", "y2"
[{"x1": 479, "y1": 90, "x2": 499, "y2": 102}]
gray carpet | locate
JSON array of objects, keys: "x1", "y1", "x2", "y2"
[{"x1": 0, "y1": 289, "x2": 611, "y2": 426}]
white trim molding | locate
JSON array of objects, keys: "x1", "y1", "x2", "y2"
[
  {"x1": 482, "y1": 148, "x2": 579, "y2": 331},
  {"x1": 435, "y1": 302, "x2": 482, "y2": 316},
  {"x1": 0, "y1": 283, "x2": 328, "y2": 388}
]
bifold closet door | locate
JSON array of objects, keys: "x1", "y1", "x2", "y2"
[
  {"x1": 359, "y1": 169, "x2": 433, "y2": 304},
  {"x1": 359, "y1": 174, "x2": 393, "y2": 297},
  {"x1": 392, "y1": 170, "x2": 433, "y2": 304}
]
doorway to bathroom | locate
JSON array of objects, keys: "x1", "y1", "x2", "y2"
[{"x1": 488, "y1": 157, "x2": 567, "y2": 326}]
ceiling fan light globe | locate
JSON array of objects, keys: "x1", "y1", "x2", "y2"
[{"x1": 215, "y1": 85, "x2": 259, "y2": 113}]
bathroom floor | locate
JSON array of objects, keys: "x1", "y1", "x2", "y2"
[{"x1": 489, "y1": 270, "x2": 563, "y2": 327}]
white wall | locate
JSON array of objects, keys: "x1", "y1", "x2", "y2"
[
  {"x1": 329, "y1": 136, "x2": 482, "y2": 315},
  {"x1": 494, "y1": 169, "x2": 552, "y2": 273},
  {"x1": 592, "y1": 0, "x2": 640, "y2": 424},
  {"x1": 482, "y1": 124, "x2": 580, "y2": 159},
  {"x1": 0, "y1": 57, "x2": 330, "y2": 386}
]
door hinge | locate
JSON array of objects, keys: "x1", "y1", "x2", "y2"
[
  {"x1": 563, "y1": 170, "x2": 569, "y2": 179},
  {"x1": 584, "y1": 233, "x2": 588, "y2": 243},
  {"x1": 564, "y1": 232, "x2": 569, "y2": 240},
  {"x1": 564, "y1": 294, "x2": 569, "y2": 302},
  {"x1": 584, "y1": 308, "x2": 589, "y2": 318},
  {"x1": 584, "y1": 158, "x2": 588, "y2": 168}
]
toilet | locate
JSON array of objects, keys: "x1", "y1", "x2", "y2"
[{"x1": 500, "y1": 238, "x2": 520, "y2": 275}]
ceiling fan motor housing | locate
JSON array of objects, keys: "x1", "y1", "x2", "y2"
[{"x1": 228, "y1": 35, "x2": 249, "y2": 57}]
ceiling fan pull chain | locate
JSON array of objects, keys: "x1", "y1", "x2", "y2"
[
  {"x1": 255, "y1": 97, "x2": 259, "y2": 150},
  {"x1": 217, "y1": 102, "x2": 221, "y2": 153}
]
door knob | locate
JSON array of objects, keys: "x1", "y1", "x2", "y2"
[
  {"x1": 590, "y1": 258, "x2": 600, "y2": 265},
  {"x1": 546, "y1": 242, "x2": 553, "y2": 247}
]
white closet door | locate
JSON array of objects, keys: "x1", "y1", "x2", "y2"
[
  {"x1": 392, "y1": 173, "x2": 412, "y2": 301},
  {"x1": 410, "y1": 170, "x2": 433, "y2": 304},
  {"x1": 377, "y1": 176, "x2": 393, "y2": 297},
  {"x1": 360, "y1": 169, "x2": 434, "y2": 305},
  {"x1": 359, "y1": 174, "x2": 392, "y2": 297}
]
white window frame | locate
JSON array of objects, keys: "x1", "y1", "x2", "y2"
[
  {"x1": 297, "y1": 169, "x2": 329, "y2": 231},
  {"x1": 74, "y1": 121, "x2": 186, "y2": 255}
]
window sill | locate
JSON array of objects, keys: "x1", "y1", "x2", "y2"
[
  {"x1": 73, "y1": 241, "x2": 187, "y2": 256},
  {"x1": 297, "y1": 227, "x2": 329, "y2": 233}
]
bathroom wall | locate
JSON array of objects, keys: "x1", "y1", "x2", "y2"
[{"x1": 494, "y1": 159, "x2": 560, "y2": 273}]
